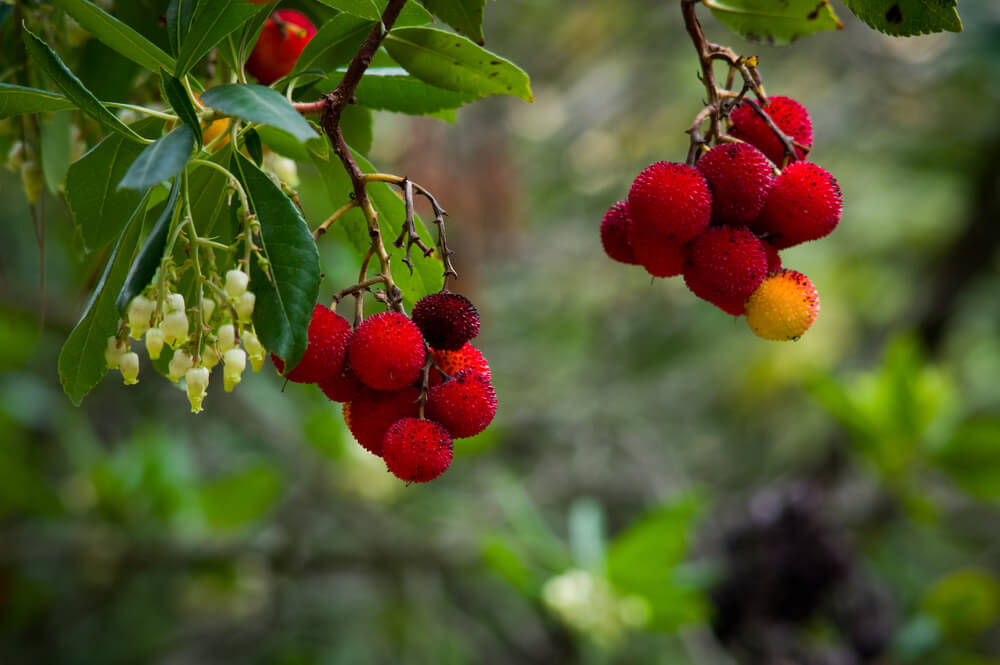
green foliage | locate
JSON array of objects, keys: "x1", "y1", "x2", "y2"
[
  {"x1": 232, "y1": 153, "x2": 321, "y2": 370},
  {"x1": 58, "y1": 196, "x2": 149, "y2": 405},
  {"x1": 116, "y1": 179, "x2": 181, "y2": 315},
  {"x1": 39, "y1": 110, "x2": 71, "y2": 194},
  {"x1": 0, "y1": 83, "x2": 75, "y2": 117},
  {"x1": 922, "y1": 569, "x2": 1000, "y2": 640},
  {"x1": 118, "y1": 125, "x2": 195, "y2": 191},
  {"x1": 419, "y1": 0, "x2": 487, "y2": 45},
  {"x1": 842, "y1": 0, "x2": 962, "y2": 36},
  {"x1": 174, "y1": 0, "x2": 263, "y2": 76},
  {"x1": 51, "y1": 0, "x2": 176, "y2": 72},
  {"x1": 288, "y1": 13, "x2": 373, "y2": 78},
  {"x1": 384, "y1": 27, "x2": 533, "y2": 102},
  {"x1": 161, "y1": 71, "x2": 202, "y2": 146},
  {"x1": 702, "y1": 0, "x2": 843, "y2": 44},
  {"x1": 199, "y1": 464, "x2": 282, "y2": 530},
  {"x1": 313, "y1": 0, "x2": 384, "y2": 21},
  {"x1": 200, "y1": 84, "x2": 318, "y2": 144},
  {"x1": 165, "y1": 0, "x2": 197, "y2": 57},
  {"x1": 350, "y1": 67, "x2": 478, "y2": 115}
]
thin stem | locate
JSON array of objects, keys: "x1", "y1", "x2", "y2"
[
  {"x1": 313, "y1": 199, "x2": 358, "y2": 240},
  {"x1": 354, "y1": 247, "x2": 374, "y2": 325},
  {"x1": 332, "y1": 275, "x2": 388, "y2": 304},
  {"x1": 682, "y1": 0, "x2": 721, "y2": 141},
  {"x1": 197, "y1": 238, "x2": 230, "y2": 251},
  {"x1": 105, "y1": 102, "x2": 178, "y2": 121}
]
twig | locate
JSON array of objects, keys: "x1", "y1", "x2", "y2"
[
  {"x1": 313, "y1": 199, "x2": 358, "y2": 240},
  {"x1": 741, "y1": 97, "x2": 807, "y2": 166},
  {"x1": 393, "y1": 178, "x2": 435, "y2": 275},
  {"x1": 331, "y1": 275, "x2": 387, "y2": 304}
]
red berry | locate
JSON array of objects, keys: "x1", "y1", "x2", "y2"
[
  {"x1": 426, "y1": 369, "x2": 497, "y2": 439},
  {"x1": 318, "y1": 362, "x2": 365, "y2": 403},
  {"x1": 763, "y1": 240, "x2": 782, "y2": 273},
  {"x1": 348, "y1": 312, "x2": 426, "y2": 391},
  {"x1": 343, "y1": 387, "x2": 420, "y2": 456},
  {"x1": 246, "y1": 10, "x2": 317, "y2": 85},
  {"x1": 272, "y1": 305, "x2": 350, "y2": 384},
  {"x1": 429, "y1": 343, "x2": 490, "y2": 386},
  {"x1": 600, "y1": 201, "x2": 638, "y2": 265},
  {"x1": 627, "y1": 162, "x2": 712, "y2": 244},
  {"x1": 412, "y1": 291, "x2": 480, "y2": 351},
  {"x1": 728, "y1": 96, "x2": 812, "y2": 166},
  {"x1": 629, "y1": 222, "x2": 685, "y2": 278},
  {"x1": 755, "y1": 161, "x2": 842, "y2": 249},
  {"x1": 382, "y1": 417, "x2": 454, "y2": 483},
  {"x1": 697, "y1": 143, "x2": 774, "y2": 226},
  {"x1": 683, "y1": 226, "x2": 768, "y2": 315}
]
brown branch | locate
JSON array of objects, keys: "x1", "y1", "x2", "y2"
[
  {"x1": 393, "y1": 178, "x2": 435, "y2": 275},
  {"x1": 331, "y1": 275, "x2": 387, "y2": 305},
  {"x1": 682, "y1": 0, "x2": 722, "y2": 141}
]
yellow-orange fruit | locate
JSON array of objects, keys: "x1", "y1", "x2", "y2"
[{"x1": 745, "y1": 269, "x2": 820, "y2": 341}]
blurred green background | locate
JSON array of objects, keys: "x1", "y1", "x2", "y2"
[{"x1": 2, "y1": 1, "x2": 1000, "y2": 663}]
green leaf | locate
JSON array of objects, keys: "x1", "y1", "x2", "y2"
[
  {"x1": 200, "y1": 84, "x2": 318, "y2": 143},
  {"x1": 165, "y1": 0, "x2": 196, "y2": 56},
  {"x1": 245, "y1": 128, "x2": 264, "y2": 166},
  {"x1": 922, "y1": 569, "x2": 1000, "y2": 639},
  {"x1": 841, "y1": 0, "x2": 961, "y2": 37},
  {"x1": 199, "y1": 464, "x2": 282, "y2": 529},
  {"x1": 118, "y1": 125, "x2": 194, "y2": 191},
  {"x1": 116, "y1": 179, "x2": 181, "y2": 315},
  {"x1": 40, "y1": 111, "x2": 72, "y2": 194},
  {"x1": 418, "y1": 0, "x2": 486, "y2": 44},
  {"x1": 340, "y1": 103, "x2": 372, "y2": 155},
  {"x1": 606, "y1": 495, "x2": 706, "y2": 630},
  {"x1": 384, "y1": 27, "x2": 532, "y2": 102},
  {"x1": 312, "y1": 0, "x2": 382, "y2": 20},
  {"x1": 288, "y1": 13, "x2": 374, "y2": 78},
  {"x1": 66, "y1": 118, "x2": 161, "y2": 250},
  {"x1": 58, "y1": 196, "x2": 149, "y2": 405},
  {"x1": 703, "y1": 0, "x2": 843, "y2": 44},
  {"x1": 255, "y1": 125, "x2": 320, "y2": 162},
  {"x1": 174, "y1": 0, "x2": 262, "y2": 76},
  {"x1": 309, "y1": 147, "x2": 443, "y2": 308},
  {"x1": 22, "y1": 26, "x2": 148, "y2": 142},
  {"x1": 51, "y1": 0, "x2": 176, "y2": 72},
  {"x1": 933, "y1": 418, "x2": 1000, "y2": 501},
  {"x1": 353, "y1": 67, "x2": 477, "y2": 114},
  {"x1": 0, "y1": 83, "x2": 75, "y2": 118},
  {"x1": 161, "y1": 71, "x2": 202, "y2": 146},
  {"x1": 232, "y1": 153, "x2": 321, "y2": 370}
]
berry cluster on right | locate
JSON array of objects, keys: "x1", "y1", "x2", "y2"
[
  {"x1": 601, "y1": 96, "x2": 840, "y2": 341},
  {"x1": 273, "y1": 291, "x2": 497, "y2": 484}
]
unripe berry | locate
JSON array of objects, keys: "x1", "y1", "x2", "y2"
[
  {"x1": 426, "y1": 369, "x2": 497, "y2": 439},
  {"x1": 166, "y1": 293, "x2": 185, "y2": 313},
  {"x1": 161, "y1": 310, "x2": 189, "y2": 347},
  {"x1": 697, "y1": 142, "x2": 774, "y2": 226},
  {"x1": 745, "y1": 269, "x2": 820, "y2": 341},
  {"x1": 382, "y1": 417, "x2": 454, "y2": 483},
  {"x1": 168, "y1": 349, "x2": 194, "y2": 381},
  {"x1": 236, "y1": 291, "x2": 256, "y2": 323},
  {"x1": 105, "y1": 336, "x2": 124, "y2": 369},
  {"x1": 318, "y1": 363, "x2": 366, "y2": 403},
  {"x1": 245, "y1": 10, "x2": 317, "y2": 85},
  {"x1": 600, "y1": 201, "x2": 638, "y2": 265},
  {"x1": 429, "y1": 343, "x2": 491, "y2": 386},
  {"x1": 683, "y1": 226, "x2": 768, "y2": 316},
  {"x1": 119, "y1": 351, "x2": 140, "y2": 385},
  {"x1": 225, "y1": 270, "x2": 249, "y2": 299},
  {"x1": 127, "y1": 295, "x2": 154, "y2": 338},
  {"x1": 218, "y1": 323, "x2": 237, "y2": 353},
  {"x1": 344, "y1": 387, "x2": 421, "y2": 456},
  {"x1": 348, "y1": 312, "x2": 426, "y2": 391},
  {"x1": 728, "y1": 95, "x2": 813, "y2": 166},
  {"x1": 185, "y1": 367, "x2": 210, "y2": 413},
  {"x1": 412, "y1": 291, "x2": 480, "y2": 351},
  {"x1": 755, "y1": 161, "x2": 842, "y2": 249},
  {"x1": 272, "y1": 305, "x2": 351, "y2": 384},
  {"x1": 243, "y1": 331, "x2": 266, "y2": 372},
  {"x1": 224, "y1": 348, "x2": 247, "y2": 392},
  {"x1": 629, "y1": 223, "x2": 685, "y2": 278},
  {"x1": 145, "y1": 327, "x2": 165, "y2": 359},
  {"x1": 627, "y1": 161, "x2": 711, "y2": 244}
]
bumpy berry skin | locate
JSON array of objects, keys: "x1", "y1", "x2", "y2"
[
  {"x1": 600, "y1": 201, "x2": 638, "y2": 265},
  {"x1": 412, "y1": 291, "x2": 480, "y2": 351},
  {"x1": 627, "y1": 162, "x2": 712, "y2": 244},
  {"x1": 319, "y1": 363, "x2": 366, "y2": 403},
  {"x1": 344, "y1": 387, "x2": 420, "y2": 456},
  {"x1": 246, "y1": 10, "x2": 316, "y2": 85},
  {"x1": 763, "y1": 240, "x2": 782, "y2": 274},
  {"x1": 629, "y1": 223, "x2": 686, "y2": 278},
  {"x1": 382, "y1": 417, "x2": 454, "y2": 483},
  {"x1": 728, "y1": 96, "x2": 812, "y2": 166},
  {"x1": 429, "y1": 343, "x2": 491, "y2": 386},
  {"x1": 272, "y1": 305, "x2": 351, "y2": 384},
  {"x1": 349, "y1": 312, "x2": 426, "y2": 391},
  {"x1": 697, "y1": 143, "x2": 774, "y2": 226},
  {"x1": 426, "y1": 369, "x2": 497, "y2": 439},
  {"x1": 683, "y1": 226, "x2": 768, "y2": 316},
  {"x1": 755, "y1": 162, "x2": 843, "y2": 249},
  {"x1": 745, "y1": 269, "x2": 820, "y2": 341}
]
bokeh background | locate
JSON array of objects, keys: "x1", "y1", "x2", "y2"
[{"x1": 2, "y1": 1, "x2": 1000, "y2": 663}]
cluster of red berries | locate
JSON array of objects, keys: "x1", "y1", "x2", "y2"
[
  {"x1": 272, "y1": 291, "x2": 497, "y2": 483},
  {"x1": 600, "y1": 96, "x2": 840, "y2": 341}
]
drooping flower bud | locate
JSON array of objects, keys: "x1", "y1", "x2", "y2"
[
  {"x1": 145, "y1": 327, "x2": 165, "y2": 359},
  {"x1": 225, "y1": 270, "x2": 249, "y2": 299},
  {"x1": 127, "y1": 295, "x2": 154, "y2": 338},
  {"x1": 201, "y1": 346, "x2": 221, "y2": 370},
  {"x1": 105, "y1": 336, "x2": 124, "y2": 369},
  {"x1": 236, "y1": 291, "x2": 256, "y2": 323},
  {"x1": 201, "y1": 297, "x2": 216, "y2": 323},
  {"x1": 166, "y1": 293, "x2": 185, "y2": 313},
  {"x1": 223, "y1": 348, "x2": 247, "y2": 392},
  {"x1": 242, "y1": 330, "x2": 266, "y2": 372},
  {"x1": 161, "y1": 310, "x2": 189, "y2": 347},
  {"x1": 168, "y1": 349, "x2": 193, "y2": 381},
  {"x1": 185, "y1": 367, "x2": 210, "y2": 413},
  {"x1": 119, "y1": 351, "x2": 140, "y2": 385},
  {"x1": 217, "y1": 323, "x2": 237, "y2": 352}
]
